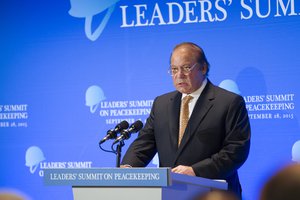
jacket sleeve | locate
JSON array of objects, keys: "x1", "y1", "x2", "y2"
[
  {"x1": 121, "y1": 98, "x2": 158, "y2": 167},
  {"x1": 191, "y1": 95, "x2": 251, "y2": 179}
]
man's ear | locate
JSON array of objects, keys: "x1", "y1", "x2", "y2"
[{"x1": 201, "y1": 64, "x2": 208, "y2": 75}]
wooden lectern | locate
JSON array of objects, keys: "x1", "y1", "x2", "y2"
[{"x1": 44, "y1": 168, "x2": 227, "y2": 200}]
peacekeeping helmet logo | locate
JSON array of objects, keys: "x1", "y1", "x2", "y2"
[
  {"x1": 25, "y1": 146, "x2": 45, "y2": 174},
  {"x1": 69, "y1": 0, "x2": 120, "y2": 41},
  {"x1": 292, "y1": 140, "x2": 300, "y2": 163},
  {"x1": 219, "y1": 79, "x2": 241, "y2": 95},
  {"x1": 85, "y1": 85, "x2": 106, "y2": 113}
]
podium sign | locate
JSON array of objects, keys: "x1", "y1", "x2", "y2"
[
  {"x1": 44, "y1": 168, "x2": 170, "y2": 187},
  {"x1": 44, "y1": 168, "x2": 227, "y2": 200}
]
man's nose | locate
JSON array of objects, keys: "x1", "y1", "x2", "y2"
[{"x1": 176, "y1": 69, "x2": 186, "y2": 77}]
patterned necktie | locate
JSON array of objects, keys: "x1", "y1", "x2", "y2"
[{"x1": 178, "y1": 95, "x2": 194, "y2": 146}]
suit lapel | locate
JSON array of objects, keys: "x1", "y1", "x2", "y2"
[
  {"x1": 172, "y1": 81, "x2": 215, "y2": 165},
  {"x1": 168, "y1": 92, "x2": 182, "y2": 151}
]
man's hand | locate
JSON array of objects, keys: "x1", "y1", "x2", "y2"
[
  {"x1": 120, "y1": 164, "x2": 132, "y2": 168},
  {"x1": 171, "y1": 165, "x2": 196, "y2": 176}
]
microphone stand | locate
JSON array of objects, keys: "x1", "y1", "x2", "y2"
[{"x1": 115, "y1": 140, "x2": 125, "y2": 167}]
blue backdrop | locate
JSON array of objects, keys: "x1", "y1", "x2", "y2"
[{"x1": 1, "y1": 0, "x2": 300, "y2": 199}]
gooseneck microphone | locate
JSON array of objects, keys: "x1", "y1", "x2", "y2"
[
  {"x1": 99, "y1": 120, "x2": 129, "y2": 144},
  {"x1": 112, "y1": 120, "x2": 143, "y2": 145}
]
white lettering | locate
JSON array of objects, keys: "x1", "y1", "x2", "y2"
[
  {"x1": 265, "y1": 94, "x2": 295, "y2": 102},
  {"x1": 67, "y1": 161, "x2": 92, "y2": 168},
  {"x1": 215, "y1": 0, "x2": 228, "y2": 21},
  {"x1": 275, "y1": 0, "x2": 297, "y2": 17},
  {"x1": 246, "y1": 103, "x2": 294, "y2": 111},
  {"x1": 183, "y1": 1, "x2": 198, "y2": 23},
  {"x1": 243, "y1": 95, "x2": 265, "y2": 103},
  {"x1": 256, "y1": 0, "x2": 271, "y2": 18},
  {"x1": 78, "y1": 173, "x2": 103, "y2": 180},
  {"x1": 50, "y1": 173, "x2": 77, "y2": 180},
  {"x1": 149, "y1": 3, "x2": 166, "y2": 26},
  {"x1": 167, "y1": 2, "x2": 184, "y2": 24},
  {"x1": 120, "y1": 6, "x2": 134, "y2": 27},
  {"x1": 135, "y1": 4, "x2": 149, "y2": 26},
  {"x1": 100, "y1": 101, "x2": 128, "y2": 109},
  {"x1": 241, "y1": 0, "x2": 253, "y2": 20},
  {"x1": 199, "y1": 0, "x2": 215, "y2": 22},
  {"x1": 114, "y1": 173, "x2": 160, "y2": 180},
  {"x1": 120, "y1": 1, "x2": 299, "y2": 27}
]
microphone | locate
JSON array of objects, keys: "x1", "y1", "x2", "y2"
[
  {"x1": 99, "y1": 120, "x2": 129, "y2": 144},
  {"x1": 112, "y1": 120, "x2": 143, "y2": 145}
]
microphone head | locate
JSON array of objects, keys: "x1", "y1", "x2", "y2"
[
  {"x1": 116, "y1": 120, "x2": 129, "y2": 130},
  {"x1": 101, "y1": 121, "x2": 130, "y2": 145},
  {"x1": 113, "y1": 120, "x2": 144, "y2": 145},
  {"x1": 130, "y1": 120, "x2": 143, "y2": 133}
]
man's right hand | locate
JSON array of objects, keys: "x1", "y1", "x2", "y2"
[{"x1": 120, "y1": 164, "x2": 132, "y2": 168}]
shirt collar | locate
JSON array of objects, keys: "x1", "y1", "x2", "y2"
[{"x1": 181, "y1": 78, "x2": 207, "y2": 99}]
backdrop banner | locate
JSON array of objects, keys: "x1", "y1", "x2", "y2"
[{"x1": 1, "y1": 0, "x2": 299, "y2": 199}]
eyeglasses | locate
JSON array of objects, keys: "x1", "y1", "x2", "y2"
[{"x1": 168, "y1": 63, "x2": 198, "y2": 76}]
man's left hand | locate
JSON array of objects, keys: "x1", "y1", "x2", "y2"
[{"x1": 171, "y1": 165, "x2": 196, "y2": 176}]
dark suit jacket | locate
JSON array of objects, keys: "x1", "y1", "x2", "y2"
[{"x1": 122, "y1": 80, "x2": 251, "y2": 196}]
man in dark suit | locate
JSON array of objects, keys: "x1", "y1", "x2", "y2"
[{"x1": 121, "y1": 42, "x2": 251, "y2": 198}]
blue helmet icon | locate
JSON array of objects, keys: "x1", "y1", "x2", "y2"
[
  {"x1": 292, "y1": 140, "x2": 300, "y2": 163},
  {"x1": 25, "y1": 146, "x2": 45, "y2": 174},
  {"x1": 85, "y1": 85, "x2": 106, "y2": 113},
  {"x1": 219, "y1": 79, "x2": 241, "y2": 95},
  {"x1": 69, "y1": 0, "x2": 120, "y2": 41}
]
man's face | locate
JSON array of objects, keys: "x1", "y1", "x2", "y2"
[{"x1": 170, "y1": 46, "x2": 206, "y2": 94}]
